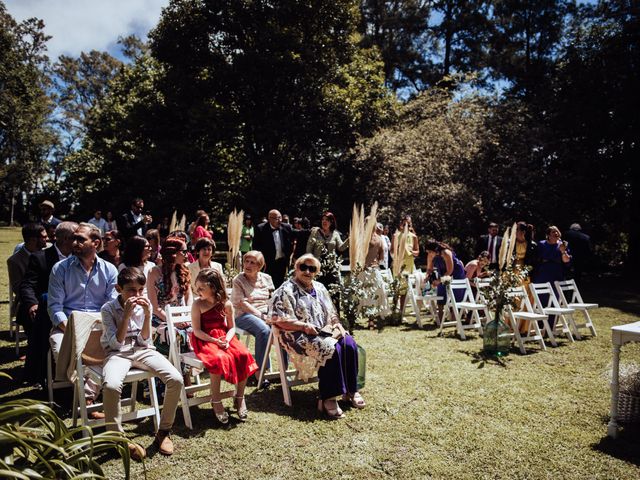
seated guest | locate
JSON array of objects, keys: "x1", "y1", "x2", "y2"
[
  {"x1": 38, "y1": 199, "x2": 62, "y2": 232},
  {"x1": 191, "y1": 213, "x2": 213, "y2": 243},
  {"x1": 8, "y1": 223, "x2": 48, "y2": 359},
  {"x1": 167, "y1": 231, "x2": 195, "y2": 263},
  {"x1": 19, "y1": 221, "x2": 77, "y2": 386},
  {"x1": 425, "y1": 239, "x2": 466, "y2": 320},
  {"x1": 147, "y1": 238, "x2": 192, "y2": 324},
  {"x1": 188, "y1": 238, "x2": 224, "y2": 294},
  {"x1": 98, "y1": 230, "x2": 122, "y2": 267},
  {"x1": 101, "y1": 267, "x2": 183, "y2": 460},
  {"x1": 48, "y1": 223, "x2": 118, "y2": 417},
  {"x1": 145, "y1": 229, "x2": 162, "y2": 266},
  {"x1": 230, "y1": 251, "x2": 274, "y2": 386},
  {"x1": 465, "y1": 251, "x2": 491, "y2": 281},
  {"x1": 118, "y1": 236, "x2": 155, "y2": 295},
  {"x1": 105, "y1": 211, "x2": 118, "y2": 232},
  {"x1": 191, "y1": 269, "x2": 258, "y2": 425},
  {"x1": 271, "y1": 254, "x2": 365, "y2": 419}
]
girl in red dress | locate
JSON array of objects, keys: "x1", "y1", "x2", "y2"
[{"x1": 191, "y1": 268, "x2": 258, "y2": 425}]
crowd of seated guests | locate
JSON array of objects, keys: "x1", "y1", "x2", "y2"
[{"x1": 8, "y1": 196, "x2": 592, "y2": 459}]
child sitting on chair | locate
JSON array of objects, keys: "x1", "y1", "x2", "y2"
[
  {"x1": 190, "y1": 268, "x2": 258, "y2": 426},
  {"x1": 101, "y1": 267, "x2": 184, "y2": 460}
]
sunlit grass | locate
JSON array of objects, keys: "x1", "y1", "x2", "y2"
[{"x1": 1, "y1": 226, "x2": 639, "y2": 479}]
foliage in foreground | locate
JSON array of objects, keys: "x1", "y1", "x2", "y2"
[{"x1": 0, "y1": 399, "x2": 133, "y2": 479}]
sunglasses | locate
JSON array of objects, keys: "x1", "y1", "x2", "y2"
[{"x1": 298, "y1": 264, "x2": 318, "y2": 273}]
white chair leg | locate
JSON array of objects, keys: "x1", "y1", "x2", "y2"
[
  {"x1": 257, "y1": 331, "x2": 274, "y2": 386},
  {"x1": 274, "y1": 340, "x2": 292, "y2": 407},
  {"x1": 149, "y1": 377, "x2": 160, "y2": 432},
  {"x1": 130, "y1": 381, "x2": 138, "y2": 413}
]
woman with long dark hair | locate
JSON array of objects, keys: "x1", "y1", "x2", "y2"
[
  {"x1": 118, "y1": 235, "x2": 155, "y2": 294},
  {"x1": 425, "y1": 239, "x2": 466, "y2": 320}
]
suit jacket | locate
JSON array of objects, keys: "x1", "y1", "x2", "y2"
[
  {"x1": 475, "y1": 234, "x2": 503, "y2": 261},
  {"x1": 7, "y1": 247, "x2": 32, "y2": 317},
  {"x1": 18, "y1": 245, "x2": 61, "y2": 322},
  {"x1": 253, "y1": 222, "x2": 293, "y2": 266},
  {"x1": 118, "y1": 211, "x2": 149, "y2": 241}
]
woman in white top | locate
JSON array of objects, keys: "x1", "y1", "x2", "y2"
[
  {"x1": 118, "y1": 236, "x2": 155, "y2": 295},
  {"x1": 188, "y1": 237, "x2": 225, "y2": 295},
  {"x1": 230, "y1": 250, "x2": 274, "y2": 385}
]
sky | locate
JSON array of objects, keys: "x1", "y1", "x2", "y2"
[{"x1": 5, "y1": 0, "x2": 170, "y2": 60}]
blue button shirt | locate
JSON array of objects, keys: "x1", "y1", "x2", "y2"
[{"x1": 48, "y1": 255, "x2": 118, "y2": 327}]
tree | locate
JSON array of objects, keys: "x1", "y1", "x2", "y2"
[{"x1": 0, "y1": 2, "x2": 56, "y2": 223}]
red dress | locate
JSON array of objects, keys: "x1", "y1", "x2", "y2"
[{"x1": 190, "y1": 304, "x2": 258, "y2": 384}]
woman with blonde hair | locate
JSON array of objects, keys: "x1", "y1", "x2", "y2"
[{"x1": 231, "y1": 250, "x2": 274, "y2": 386}]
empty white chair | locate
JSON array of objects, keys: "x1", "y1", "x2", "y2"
[
  {"x1": 439, "y1": 279, "x2": 487, "y2": 339},
  {"x1": 505, "y1": 286, "x2": 551, "y2": 353},
  {"x1": 402, "y1": 272, "x2": 440, "y2": 327},
  {"x1": 555, "y1": 279, "x2": 597, "y2": 337},
  {"x1": 529, "y1": 282, "x2": 578, "y2": 342}
]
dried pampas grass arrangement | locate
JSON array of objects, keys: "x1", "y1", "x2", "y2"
[
  {"x1": 227, "y1": 209, "x2": 244, "y2": 272},
  {"x1": 349, "y1": 202, "x2": 378, "y2": 269},
  {"x1": 392, "y1": 224, "x2": 409, "y2": 278},
  {"x1": 169, "y1": 210, "x2": 178, "y2": 233}
]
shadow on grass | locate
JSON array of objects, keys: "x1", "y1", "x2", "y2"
[
  {"x1": 581, "y1": 276, "x2": 640, "y2": 316},
  {"x1": 457, "y1": 349, "x2": 511, "y2": 369},
  {"x1": 592, "y1": 422, "x2": 640, "y2": 466}
]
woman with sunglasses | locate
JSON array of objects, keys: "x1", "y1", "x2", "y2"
[
  {"x1": 147, "y1": 238, "x2": 192, "y2": 325},
  {"x1": 271, "y1": 254, "x2": 365, "y2": 419},
  {"x1": 98, "y1": 230, "x2": 123, "y2": 267},
  {"x1": 118, "y1": 235, "x2": 156, "y2": 294}
]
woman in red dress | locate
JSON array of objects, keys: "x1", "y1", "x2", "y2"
[{"x1": 191, "y1": 268, "x2": 258, "y2": 425}]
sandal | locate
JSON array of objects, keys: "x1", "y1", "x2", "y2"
[
  {"x1": 317, "y1": 397, "x2": 345, "y2": 420},
  {"x1": 211, "y1": 400, "x2": 229, "y2": 425},
  {"x1": 345, "y1": 392, "x2": 366, "y2": 409},
  {"x1": 234, "y1": 395, "x2": 248, "y2": 422}
]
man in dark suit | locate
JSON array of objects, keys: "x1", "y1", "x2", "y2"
[
  {"x1": 475, "y1": 222, "x2": 503, "y2": 270},
  {"x1": 19, "y1": 221, "x2": 77, "y2": 387},
  {"x1": 563, "y1": 223, "x2": 592, "y2": 280},
  {"x1": 253, "y1": 209, "x2": 293, "y2": 287},
  {"x1": 119, "y1": 197, "x2": 153, "y2": 243}
]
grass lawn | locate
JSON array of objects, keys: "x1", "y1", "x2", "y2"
[{"x1": 1, "y1": 226, "x2": 639, "y2": 479}]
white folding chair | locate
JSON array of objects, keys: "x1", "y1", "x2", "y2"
[
  {"x1": 69, "y1": 314, "x2": 160, "y2": 437},
  {"x1": 47, "y1": 348, "x2": 72, "y2": 405},
  {"x1": 505, "y1": 286, "x2": 551, "y2": 353},
  {"x1": 357, "y1": 267, "x2": 391, "y2": 320},
  {"x1": 439, "y1": 279, "x2": 486, "y2": 339},
  {"x1": 529, "y1": 282, "x2": 577, "y2": 342},
  {"x1": 256, "y1": 326, "x2": 318, "y2": 407},
  {"x1": 474, "y1": 277, "x2": 494, "y2": 323},
  {"x1": 555, "y1": 279, "x2": 598, "y2": 337},
  {"x1": 164, "y1": 305, "x2": 238, "y2": 429},
  {"x1": 402, "y1": 272, "x2": 440, "y2": 327}
]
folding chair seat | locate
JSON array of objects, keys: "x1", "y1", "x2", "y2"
[
  {"x1": 256, "y1": 326, "x2": 318, "y2": 407},
  {"x1": 165, "y1": 305, "x2": 237, "y2": 429},
  {"x1": 66, "y1": 312, "x2": 160, "y2": 436},
  {"x1": 402, "y1": 272, "x2": 440, "y2": 327},
  {"x1": 529, "y1": 283, "x2": 578, "y2": 342},
  {"x1": 555, "y1": 279, "x2": 597, "y2": 337},
  {"x1": 439, "y1": 279, "x2": 486, "y2": 339},
  {"x1": 505, "y1": 286, "x2": 550, "y2": 353}
]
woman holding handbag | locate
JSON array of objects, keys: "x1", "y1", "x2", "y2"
[{"x1": 270, "y1": 254, "x2": 366, "y2": 419}]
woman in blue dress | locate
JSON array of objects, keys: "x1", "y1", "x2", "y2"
[
  {"x1": 532, "y1": 225, "x2": 571, "y2": 286},
  {"x1": 425, "y1": 240, "x2": 466, "y2": 321}
]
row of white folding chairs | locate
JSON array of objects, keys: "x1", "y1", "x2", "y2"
[
  {"x1": 439, "y1": 278, "x2": 597, "y2": 353},
  {"x1": 402, "y1": 271, "x2": 441, "y2": 327}
]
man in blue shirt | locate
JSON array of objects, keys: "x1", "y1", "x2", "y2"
[{"x1": 48, "y1": 223, "x2": 118, "y2": 412}]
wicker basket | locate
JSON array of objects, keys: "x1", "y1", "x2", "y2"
[{"x1": 617, "y1": 391, "x2": 640, "y2": 424}]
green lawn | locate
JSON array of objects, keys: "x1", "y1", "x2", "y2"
[{"x1": 1, "y1": 226, "x2": 639, "y2": 479}]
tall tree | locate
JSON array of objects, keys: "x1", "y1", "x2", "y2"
[{"x1": 0, "y1": 2, "x2": 56, "y2": 223}]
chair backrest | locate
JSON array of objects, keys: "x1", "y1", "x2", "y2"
[
  {"x1": 474, "y1": 278, "x2": 492, "y2": 302},
  {"x1": 447, "y1": 279, "x2": 475, "y2": 306},
  {"x1": 164, "y1": 305, "x2": 193, "y2": 364},
  {"x1": 529, "y1": 282, "x2": 560, "y2": 311},
  {"x1": 507, "y1": 286, "x2": 536, "y2": 313},
  {"x1": 69, "y1": 312, "x2": 106, "y2": 368},
  {"x1": 554, "y1": 279, "x2": 583, "y2": 305}
]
